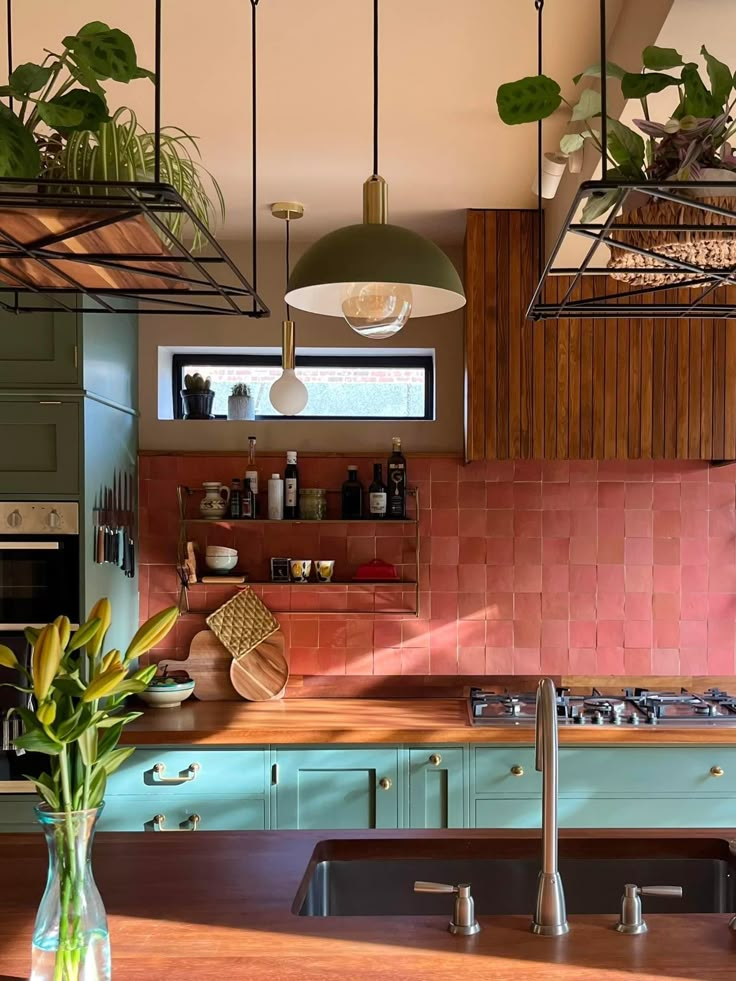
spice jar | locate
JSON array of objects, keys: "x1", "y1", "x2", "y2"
[{"x1": 298, "y1": 488, "x2": 327, "y2": 520}]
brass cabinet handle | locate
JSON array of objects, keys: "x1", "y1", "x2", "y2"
[
  {"x1": 152, "y1": 813, "x2": 200, "y2": 832},
  {"x1": 510, "y1": 765, "x2": 525, "y2": 777},
  {"x1": 378, "y1": 777, "x2": 392, "y2": 790},
  {"x1": 151, "y1": 762, "x2": 200, "y2": 785},
  {"x1": 710, "y1": 766, "x2": 725, "y2": 777},
  {"x1": 429, "y1": 753, "x2": 443, "y2": 766}
]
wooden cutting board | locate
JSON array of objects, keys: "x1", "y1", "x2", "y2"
[
  {"x1": 230, "y1": 630, "x2": 289, "y2": 702},
  {"x1": 179, "y1": 630, "x2": 239, "y2": 701}
]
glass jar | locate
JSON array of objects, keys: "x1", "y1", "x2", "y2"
[{"x1": 298, "y1": 488, "x2": 327, "y2": 520}]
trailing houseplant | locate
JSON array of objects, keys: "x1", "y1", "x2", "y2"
[
  {"x1": 0, "y1": 599, "x2": 178, "y2": 980},
  {"x1": 227, "y1": 382, "x2": 254, "y2": 421}
]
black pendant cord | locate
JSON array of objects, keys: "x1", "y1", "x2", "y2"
[
  {"x1": 153, "y1": 0, "x2": 162, "y2": 184},
  {"x1": 599, "y1": 0, "x2": 607, "y2": 181},
  {"x1": 535, "y1": 0, "x2": 544, "y2": 284},
  {"x1": 251, "y1": 0, "x2": 260, "y2": 310},
  {"x1": 6, "y1": 0, "x2": 12, "y2": 114},
  {"x1": 373, "y1": 0, "x2": 379, "y2": 176},
  {"x1": 285, "y1": 217, "x2": 291, "y2": 321}
]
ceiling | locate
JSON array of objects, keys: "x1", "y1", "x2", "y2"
[{"x1": 7, "y1": 0, "x2": 685, "y2": 248}]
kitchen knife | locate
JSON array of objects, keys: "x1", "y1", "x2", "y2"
[{"x1": 117, "y1": 470, "x2": 125, "y2": 568}]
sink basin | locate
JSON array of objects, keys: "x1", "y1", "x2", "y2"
[{"x1": 295, "y1": 835, "x2": 736, "y2": 917}]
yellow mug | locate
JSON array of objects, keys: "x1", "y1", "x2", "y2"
[
  {"x1": 289, "y1": 559, "x2": 312, "y2": 582},
  {"x1": 315, "y1": 560, "x2": 335, "y2": 583}
]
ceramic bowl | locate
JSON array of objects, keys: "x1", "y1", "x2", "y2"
[
  {"x1": 139, "y1": 680, "x2": 195, "y2": 710},
  {"x1": 205, "y1": 553, "x2": 238, "y2": 572},
  {"x1": 205, "y1": 545, "x2": 238, "y2": 557}
]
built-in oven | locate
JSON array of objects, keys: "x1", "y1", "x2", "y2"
[{"x1": 0, "y1": 502, "x2": 80, "y2": 629}]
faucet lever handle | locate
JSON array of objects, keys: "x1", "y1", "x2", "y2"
[
  {"x1": 615, "y1": 882, "x2": 683, "y2": 934},
  {"x1": 413, "y1": 881, "x2": 457, "y2": 894},
  {"x1": 639, "y1": 885, "x2": 683, "y2": 898},
  {"x1": 413, "y1": 881, "x2": 480, "y2": 936}
]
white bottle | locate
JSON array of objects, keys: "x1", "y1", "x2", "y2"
[{"x1": 268, "y1": 474, "x2": 284, "y2": 520}]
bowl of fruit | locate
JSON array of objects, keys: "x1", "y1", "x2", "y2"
[{"x1": 139, "y1": 665, "x2": 195, "y2": 710}]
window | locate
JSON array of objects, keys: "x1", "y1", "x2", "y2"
[{"x1": 172, "y1": 353, "x2": 434, "y2": 420}]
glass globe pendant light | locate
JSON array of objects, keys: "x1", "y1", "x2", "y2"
[
  {"x1": 285, "y1": 0, "x2": 465, "y2": 336},
  {"x1": 269, "y1": 202, "x2": 309, "y2": 416}
]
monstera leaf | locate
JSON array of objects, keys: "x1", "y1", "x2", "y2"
[
  {"x1": 0, "y1": 105, "x2": 41, "y2": 177},
  {"x1": 62, "y1": 21, "x2": 140, "y2": 82},
  {"x1": 496, "y1": 74, "x2": 562, "y2": 125}
]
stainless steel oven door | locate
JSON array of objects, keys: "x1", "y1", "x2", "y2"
[{"x1": 0, "y1": 537, "x2": 80, "y2": 628}]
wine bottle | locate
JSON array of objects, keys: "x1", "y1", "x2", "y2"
[
  {"x1": 369, "y1": 463, "x2": 387, "y2": 518},
  {"x1": 387, "y1": 436, "x2": 407, "y2": 519},
  {"x1": 228, "y1": 478, "x2": 242, "y2": 519},
  {"x1": 284, "y1": 450, "x2": 299, "y2": 518},
  {"x1": 341, "y1": 465, "x2": 363, "y2": 519}
]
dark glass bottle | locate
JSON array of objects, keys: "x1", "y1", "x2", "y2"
[
  {"x1": 246, "y1": 435, "x2": 259, "y2": 517},
  {"x1": 240, "y1": 480, "x2": 255, "y2": 519},
  {"x1": 387, "y1": 436, "x2": 407, "y2": 519},
  {"x1": 341, "y1": 466, "x2": 363, "y2": 519},
  {"x1": 229, "y1": 478, "x2": 242, "y2": 519},
  {"x1": 368, "y1": 463, "x2": 387, "y2": 518},
  {"x1": 284, "y1": 450, "x2": 299, "y2": 519}
]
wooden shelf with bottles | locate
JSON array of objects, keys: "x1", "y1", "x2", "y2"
[{"x1": 175, "y1": 486, "x2": 421, "y2": 617}]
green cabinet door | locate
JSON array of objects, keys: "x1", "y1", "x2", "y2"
[
  {"x1": 408, "y1": 747, "x2": 465, "y2": 828},
  {"x1": 0, "y1": 399, "x2": 80, "y2": 496},
  {"x1": 275, "y1": 748, "x2": 399, "y2": 829},
  {"x1": 0, "y1": 312, "x2": 79, "y2": 387}
]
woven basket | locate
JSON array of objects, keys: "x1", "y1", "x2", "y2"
[
  {"x1": 206, "y1": 587, "x2": 279, "y2": 661},
  {"x1": 607, "y1": 194, "x2": 736, "y2": 286}
]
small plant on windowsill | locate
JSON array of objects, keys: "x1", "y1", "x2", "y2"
[
  {"x1": 227, "y1": 382, "x2": 254, "y2": 421},
  {"x1": 181, "y1": 372, "x2": 214, "y2": 420}
]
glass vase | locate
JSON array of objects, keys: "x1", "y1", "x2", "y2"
[{"x1": 32, "y1": 805, "x2": 110, "y2": 981}]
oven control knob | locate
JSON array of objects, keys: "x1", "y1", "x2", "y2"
[
  {"x1": 47, "y1": 509, "x2": 61, "y2": 530},
  {"x1": 6, "y1": 509, "x2": 22, "y2": 528}
]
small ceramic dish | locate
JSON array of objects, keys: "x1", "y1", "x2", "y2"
[
  {"x1": 206, "y1": 545, "x2": 238, "y2": 557},
  {"x1": 205, "y1": 553, "x2": 238, "y2": 572},
  {"x1": 139, "y1": 680, "x2": 195, "y2": 710}
]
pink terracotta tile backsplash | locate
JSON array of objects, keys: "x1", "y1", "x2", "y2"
[{"x1": 138, "y1": 455, "x2": 736, "y2": 676}]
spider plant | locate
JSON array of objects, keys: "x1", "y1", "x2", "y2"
[{"x1": 44, "y1": 107, "x2": 225, "y2": 250}]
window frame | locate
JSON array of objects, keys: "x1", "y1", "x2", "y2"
[{"x1": 171, "y1": 352, "x2": 435, "y2": 421}]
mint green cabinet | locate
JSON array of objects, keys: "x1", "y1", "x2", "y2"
[
  {"x1": 0, "y1": 312, "x2": 79, "y2": 388},
  {"x1": 0, "y1": 398, "x2": 80, "y2": 496},
  {"x1": 106, "y1": 748, "x2": 267, "y2": 798},
  {"x1": 408, "y1": 747, "x2": 465, "y2": 828},
  {"x1": 0, "y1": 795, "x2": 38, "y2": 831},
  {"x1": 274, "y1": 748, "x2": 400, "y2": 829},
  {"x1": 99, "y1": 795, "x2": 266, "y2": 832}
]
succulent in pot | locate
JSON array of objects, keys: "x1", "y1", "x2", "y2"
[
  {"x1": 227, "y1": 382, "x2": 254, "y2": 421},
  {"x1": 181, "y1": 372, "x2": 214, "y2": 420}
]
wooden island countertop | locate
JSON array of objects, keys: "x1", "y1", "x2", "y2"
[
  {"x1": 1, "y1": 829, "x2": 735, "y2": 980},
  {"x1": 121, "y1": 698, "x2": 736, "y2": 745}
]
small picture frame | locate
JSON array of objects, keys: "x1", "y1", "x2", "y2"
[{"x1": 270, "y1": 557, "x2": 291, "y2": 582}]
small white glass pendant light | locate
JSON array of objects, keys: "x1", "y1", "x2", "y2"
[
  {"x1": 285, "y1": 0, "x2": 465, "y2": 338},
  {"x1": 269, "y1": 202, "x2": 309, "y2": 416}
]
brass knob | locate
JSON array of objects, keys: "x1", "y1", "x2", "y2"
[
  {"x1": 378, "y1": 777, "x2": 392, "y2": 790},
  {"x1": 510, "y1": 765, "x2": 524, "y2": 777},
  {"x1": 710, "y1": 766, "x2": 725, "y2": 777},
  {"x1": 429, "y1": 754, "x2": 442, "y2": 766}
]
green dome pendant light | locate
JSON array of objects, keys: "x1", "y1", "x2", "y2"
[{"x1": 285, "y1": 0, "x2": 465, "y2": 339}]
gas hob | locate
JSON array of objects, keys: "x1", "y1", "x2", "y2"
[{"x1": 469, "y1": 687, "x2": 736, "y2": 727}]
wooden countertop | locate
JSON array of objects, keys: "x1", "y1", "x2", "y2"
[
  {"x1": 1, "y1": 829, "x2": 735, "y2": 980},
  {"x1": 121, "y1": 698, "x2": 736, "y2": 745}
]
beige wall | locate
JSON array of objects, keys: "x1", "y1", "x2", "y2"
[{"x1": 138, "y1": 240, "x2": 464, "y2": 453}]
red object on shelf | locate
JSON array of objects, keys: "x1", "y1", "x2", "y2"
[{"x1": 353, "y1": 559, "x2": 399, "y2": 581}]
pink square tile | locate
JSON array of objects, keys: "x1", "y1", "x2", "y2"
[
  {"x1": 514, "y1": 461, "x2": 543, "y2": 481},
  {"x1": 653, "y1": 538, "x2": 680, "y2": 564},
  {"x1": 542, "y1": 565, "x2": 570, "y2": 592},
  {"x1": 625, "y1": 593, "x2": 652, "y2": 620},
  {"x1": 487, "y1": 620, "x2": 513, "y2": 647},
  {"x1": 570, "y1": 508, "x2": 598, "y2": 540},
  {"x1": 625, "y1": 510, "x2": 653, "y2": 537},
  {"x1": 598, "y1": 620, "x2": 624, "y2": 646},
  {"x1": 429, "y1": 619, "x2": 458, "y2": 653},
  {"x1": 569, "y1": 565, "x2": 596, "y2": 592},
  {"x1": 541, "y1": 648, "x2": 569, "y2": 674},
  {"x1": 373, "y1": 620, "x2": 402, "y2": 649},
  {"x1": 598, "y1": 509, "x2": 625, "y2": 536},
  {"x1": 401, "y1": 620, "x2": 430, "y2": 648},
  {"x1": 431, "y1": 459, "x2": 460, "y2": 481},
  {"x1": 652, "y1": 649, "x2": 680, "y2": 674},
  {"x1": 458, "y1": 592, "x2": 488, "y2": 620},
  {"x1": 708, "y1": 619, "x2": 736, "y2": 648},
  {"x1": 515, "y1": 538, "x2": 542, "y2": 564},
  {"x1": 569, "y1": 648, "x2": 598, "y2": 673},
  {"x1": 598, "y1": 538, "x2": 624, "y2": 563},
  {"x1": 514, "y1": 510, "x2": 542, "y2": 538},
  {"x1": 431, "y1": 509, "x2": 459, "y2": 536},
  {"x1": 485, "y1": 593, "x2": 514, "y2": 620},
  {"x1": 680, "y1": 593, "x2": 708, "y2": 620},
  {"x1": 429, "y1": 650, "x2": 459, "y2": 674},
  {"x1": 653, "y1": 566, "x2": 680, "y2": 593},
  {"x1": 543, "y1": 510, "x2": 571, "y2": 537},
  {"x1": 624, "y1": 649, "x2": 652, "y2": 674},
  {"x1": 709, "y1": 566, "x2": 736, "y2": 591},
  {"x1": 541, "y1": 620, "x2": 568, "y2": 647},
  {"x1": 486, "y1": 461, "x2": 515, "y2": 482},
  {"x1": 625, "y1": 484, "x2": 653, "y2": 509},
  {"x1": 708, "y1": 462, "x2": 736, "y2": 482},
  {"x1": 458, "y1": 647, "x2": 486, "y2": 674},
  {"x1": 625, "y1": 539, "x2": 653, "y2": 565},
  {"x1": 653, "y1": 510, "x2": 681, "y2": 537},
  {"x1": 487, "y1": 482, "x2": 514, "y2": 508},
  {"x1": 653, "y1": 593, "x2": 680, "y2": 619},
  {"x1": 681, "y1": 538, "x2": 709, "y2": 566},
  {"x1": 681, "y1": 620, "x2": 707, "y2": 647},
  {"x1": 431, "y1": 592, "x2": 459, "y2": 620},
  {"x1": 598, "y1": 482, "x2": 625, "y2": 508},
  {"x1": 625, "y1": 564, "x2": 653, "y2": 593},
  {"x1": 485, "y1": 648, "x2": 514, "y2": 673},
  {"x1": 401, "y1": 648, "x2": 431, "y2": 675},
  {"x1": 430, "y1": 565, "x2": 459, "y2": 591},
  {"x1": 291, "y1": 619, "x2": 319, "y2": 647},
  {"x1": 459, "y1": 565, "x2": 487, "y2": 592},
  {"x1": 458, "y1": 620, "x2": 486, "y2": 647},
  {"x1": 681, "y1": 510, "x2": 708, "y2": 538},
  {"x1": 708, "y1": 482, "x2": 734, "y2": 508},
  {"x1": 458, "y1": 509, "x2": 487, "y2": 537},
  {"x1": 570, "y1": 621, "x2": 596, "y2": 648},
  {"x1": 542, "y1": 483, "x2": 570, "y2": 509},
  {"x1": 653, "y1": 483, "x2": 681, "y2": 509},
  {"x1": 679, "y1": 647, "x2": 708, "y2": 674},
  {"x1": 486, "y1": 510, "x2": 514, "y2": 538},
  {"x1": 570, "y1": 537, "x2": 597, "y2": 563},
  {"x1": 707, "y1": 649, "x2": 736, "y2": 674},
  {"x1": 459, "y1": 537, "x2": 486, "y2": 564},
  {"x1": 570, "y1": 593, "x2": 597, "y2": 618},
  {"x1": 542, "y1": 538, "x2": 570, "y2": 565},
  {"x1": 596, "y1": 647, "x2": 625, "y2": 673},
  {"x1": 680, "y1": 462, "x2": 708, "y2": 482},
  {"x1": 514, "y1": 620, "x2": 541, "y2": 647},
  {"x1": 431, "y1": 536, "x2": 460, "y2": 565},
  {"x1": 513, "y1": 483, "x2": 542, "y2": 509},
  {"x1": 459, "y1": 482, "x2": 486, "y2": 509},
  {"x1": 596, "y1": 592, "x2": 625, "y2": 619},
  {"x1": 541, "y1": 592, "x2": 569, "y2": 619},
  {"x1": 514, "y1": 564, "x2": 542, "y2": 592},
  {"x1": 708, "y1": 593, "x2": 736, "y2": 618},
  {"x1": 317, "y1": 649, "x2": 347, "y2": 675},
  {"x1": 570, "y1": 460, "x2": 598, "y2": 482},
  {"x1": 542, "y1": 461, "x2": 569, "y2": 483},
  {"x1": 513, "y1": 648, "x2": 542, "y2": 673},
  {"x1": 344, "y1": 650, "x2": 375, "y2": 675},
  {"x1": 459, "y1": 461, "x2": 486, "y2": 481},
  {"x1": 487, "y1": 539, "x2": 514, "y2": 565},
  {"x1": 569, "y1": 483, "x2": 598, "y2": 508},
  {"x1": 624, "y1": 620, "x2": 652, "y2": 647},
  {"x1": 710, "y1": 509, "x2": 735, "y2": 537},
  {"x1": 679, "y1": 482, "x2": 706, "y2": 508},
  {"x1": 486, "y1": 565, "x2": 514, "y2": 591},
  {"x1": 290, "y1": 647, "x2": 321, "y2": 674},
  {"x1": 709, "y1": 536, "x2": 736, "y2": 565},
  {"x1": 431, "y1": 482, "x2": 459, "y2": 509},
  {"x1": 514, "y1": 592, "x2": 541, "y2": 620},
  {"x1": 598, "y1": 565, "x2": 625, "y2": 593},
  {"x1": 653, "y1": 620, "x2": 680, "y2": 648}
]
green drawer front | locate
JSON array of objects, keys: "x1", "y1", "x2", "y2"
[
  {"x1": 106, "y1": 749, "x2": 267, "y2": 797},
  {"x1": 474, "y1": 747, "x2": 541, "y2": 794},
  {"x1": 98, "y1": 795, "x2": 266, "y2": 832},
  {"x1": 559, "y1": 747, "x2": 736, "y2": 795},
  {"x1": 0, "y1": 399, "x2": 79, "y2": 496},
  {"x1": 0, "y1": 313, "x2": 79, "y2": 387},
  {"x1": 0, "y1": 795, "x2": 39, "y2": 832}
]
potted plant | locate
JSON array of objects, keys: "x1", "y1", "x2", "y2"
[
  {"x1": 497, "y1": 44, "x2": 736, "y2": 283},
  {"x1": 181, "y1": 372, "x2": 214, "y2": 419},
  {"x1": 0, "y1": 599, "x2": 178, "y2": 980},
  {"x1": 227, "y1": 382, "x2": 254, "y2": 421}
]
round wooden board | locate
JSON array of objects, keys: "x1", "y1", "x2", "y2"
[
  {"x1": 179, "y1": 631, "x2": 239, "y2": 701},
  {"x1": 230, "y1": 630, "x2": 289, "y2": 701}
]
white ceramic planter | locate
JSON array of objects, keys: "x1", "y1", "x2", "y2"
[
  {"x1": 227, "y1": 395, "x2": 255, "y2": 421},
  {"x1": 691, "y1": 168, "x2": 736, "y2": 200},
  {"x1": 532, "y1": 152, "x2": 568, "y2": 199}
]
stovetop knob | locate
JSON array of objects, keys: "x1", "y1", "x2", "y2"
[
  {"x1": 628, "y1": 714, "x2": 640, "y2": 725},
  {"x1": 591, "y1": 711, "x2": 604, "y2": 725}
]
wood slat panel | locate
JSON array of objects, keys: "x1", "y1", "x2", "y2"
[
  {"x1": 712, "y1": 312, "x2": 726, "y2": 459},
  {"x1": 701, "y1": 314, "x2": 713, "y2": 460},
  {"x1": 652, "y1": 316, "x2": 665, "y2": 459},
  {"x1": 579, "y1": 277, "x2": 594, "y2": 458},
  {"x1": 463, "y1": 211, "x2": 486, "y2": 462},
  {"x1": 664, "y1": 295, "x2": 679, "y2": 458},
  {"x1": 544, "y1": 280, "x2": 558, "y2": 458},
  {"x1": 688, "y1": 316, "x2": 702, "y2": 459},
  {"x1": 484, "y1": 212, "x2": 498, "y2": 460},
  {"x1": 725, "y1": 321, "x2": 736, "y2": 458},
  {"x1": 616, "y1": 314, "x2": 629, "y2": 458},
  {"x1": 676, "y1": 306, "x2": 690, "y2": 458},
  {"x1": 508, "y1": 211, "x2": 522, "y2": 458},
  {"x1": 603, "y1": 286, "x2": 617, "y2": 459},
  {"x1": 557, "y1": 299, "x2": 569, "y2": 458},
  {"x1": 494, "y1": 211, "x2": 510, "y2": 458},
  {"x1": 519, "y1": 212, "x2": 535, "y2": 458},
  {"x1": 629, "y1": 314, "x2": 642, "y2": 459}
]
